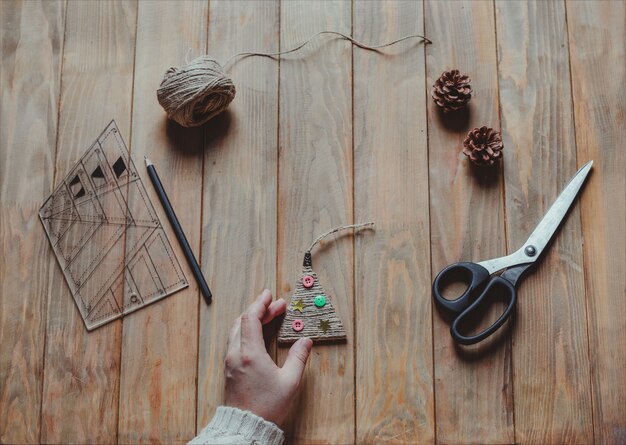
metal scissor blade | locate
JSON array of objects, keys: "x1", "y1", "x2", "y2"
[{"x1": 522, "y1": 160, "x2": 593, "y2": 259}]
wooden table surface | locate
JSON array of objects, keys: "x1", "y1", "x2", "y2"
[{"x1": 1, "y1": 1, "x2": 625, "y2": 444}]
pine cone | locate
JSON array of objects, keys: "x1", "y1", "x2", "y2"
[
  {"x1": 432, "y1": 70, "x2": 472, "y2": 112},
  {"x1": 463, "y1": 126, "x2": 503, "y2": 166}
]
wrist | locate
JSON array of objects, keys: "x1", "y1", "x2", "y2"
[
  {"x1": 207, "y1": 406, "x2": 284, "y2": 445},
  {"x1": 224, "y1": 400, "x2": 286, "y2": 427}
]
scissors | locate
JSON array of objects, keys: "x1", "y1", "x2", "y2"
[{"x1": 432, "y1": 161, "x2": 593, "y2": 345}]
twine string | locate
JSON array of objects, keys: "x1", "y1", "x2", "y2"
[
  {"x1": 184, "y1": 47, "x2": 193, "y2": 65},
  {"x1": 223, "y1": 30, "x2": 432, "y2": 70},
  {"x1": 307, "y1": 222, "x2": 375, "y2": 253}
]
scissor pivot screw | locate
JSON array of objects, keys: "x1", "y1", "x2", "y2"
[{"x1": 525, "y1": 246, "x2": 537, "y2": 257}]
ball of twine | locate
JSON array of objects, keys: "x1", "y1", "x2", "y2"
[{"x1": 157, "y1": 55, "x2": 236, "y2": 128}]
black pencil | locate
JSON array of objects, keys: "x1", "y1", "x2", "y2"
[{"x1": 145, "y1": 156, "x2": 212, "y2": 304}]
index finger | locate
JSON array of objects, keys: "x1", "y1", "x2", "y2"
[
  {"x1": 247, "y1": 289, "x2": 273, "y2": 320},
  {"x1": 240, "y1": 312, "x2": 265, "y2": 352}
]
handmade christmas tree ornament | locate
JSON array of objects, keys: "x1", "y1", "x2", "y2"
[
  {"x1": 463, "y1": 126, "x2": 504, "y2": 166},
  {"x1": 432, "y1": 69, "x2": 473, "y2": 113},
  {"x1": 278, "y1": 222, "x2": 374, "y2": 345}
]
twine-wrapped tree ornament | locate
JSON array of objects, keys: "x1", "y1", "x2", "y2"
[
  {"x1": 278, "y1": 222, "x2": 374, "y2": 345},
  {"x1": 432, "y1": 69, "x2": 473, "y2": 113},
  {"x1": 463, "y1": 126, "x2": 504, "y2": 166}
]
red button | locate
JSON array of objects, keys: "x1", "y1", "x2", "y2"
[
  {"x1": 292, "y1": 319, "x2": 304, "y2": 332},
  {"x1": 302, "y1": 275, "x2": 314, "y2": 288}
]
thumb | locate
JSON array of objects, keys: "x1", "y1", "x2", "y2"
[{"x1": 282, "y1": 337, "x2": 313, "y2": 388}]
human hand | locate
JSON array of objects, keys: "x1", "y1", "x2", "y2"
[{"x1": 224, "y1": 289, "x2": 313, "y2": 426}]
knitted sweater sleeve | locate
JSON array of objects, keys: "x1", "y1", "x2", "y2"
[{"x1": 188, "y1": 406, "x2": 285, "y2": 445}]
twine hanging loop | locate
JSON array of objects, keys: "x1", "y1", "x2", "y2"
[{"x1": 307, "y1": 222, "x2": 375, "y2": 253}]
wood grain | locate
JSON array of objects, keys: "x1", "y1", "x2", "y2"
[
  {"x1": 353, "y1": 1, "x2": 434, "y2": 443},
  {"x1": 196, "y1": 0, "x2": 279, "y2": 433},
  {"x1": 277, "y1": 1, "x2": 354, "y2": 442},
  {"x1": 566, "y1": 1, "x2": 626, "y2": 443},
  {"x1": 39, "y1": 2, "x2": 137, "y2": 443},
  {"x1": 116, "y1": 1, "x2": 207, "y2": 443},
  {"x1": 0, "y1": 1, "x2": 65, "y2": 442},
  {"x1": 496, "y1": 2, "x2": 593, "y2": 443},
  {"x1": 1, "y1": 1, "x2": 625, "y2": 443},
  {"x1": 425, "y1": 1, "x2": 514, "y2": 444}
]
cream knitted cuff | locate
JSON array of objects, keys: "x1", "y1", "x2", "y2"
[{"x1": 193, "y1": 406, "x2": 284, "y2": 445}]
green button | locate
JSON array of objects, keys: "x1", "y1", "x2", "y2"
[{"x1": 314, "y1": 295, "x2": 326, "y2": 307}]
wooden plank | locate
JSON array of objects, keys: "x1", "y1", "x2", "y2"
[
  {"x1": 39, "y1": 2, "x2": 137, "y2": 443},
  {"x1": 0, "y1": 1, "x2": 65, "y2": 442},
  {"x1": 196, "y1": 0, "x2": 279, "y2": 432},
  {"x1": 352, "y1": 1, "x2": 434, "y2": 443},
  {"x1": 566, "y1": 1, "x2": 626, "y2": 443},
  {"x1": 276, "y1": 1, "x2": 354, "y2": 442},
  {"x1": 424, "y1": 1, "x2": 514, "y2": 443},
  {"x1": 495, "y1": 2, "x2": 594, "y2": 443},
  {"x1": 116, "y1": 1, "x2": 207, "y2": 443}
]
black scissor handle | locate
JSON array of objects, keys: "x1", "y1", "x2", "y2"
[
  {"x1": 433, "y1": 262, "x2": 491, "y2": 314},
  {"x1": 450, "y1": 276, "x2": 517, "y2": 345}
]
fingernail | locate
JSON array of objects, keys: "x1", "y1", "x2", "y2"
[{"x1": 302, "y1": 337, "x2": 313, "y2": 350}]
